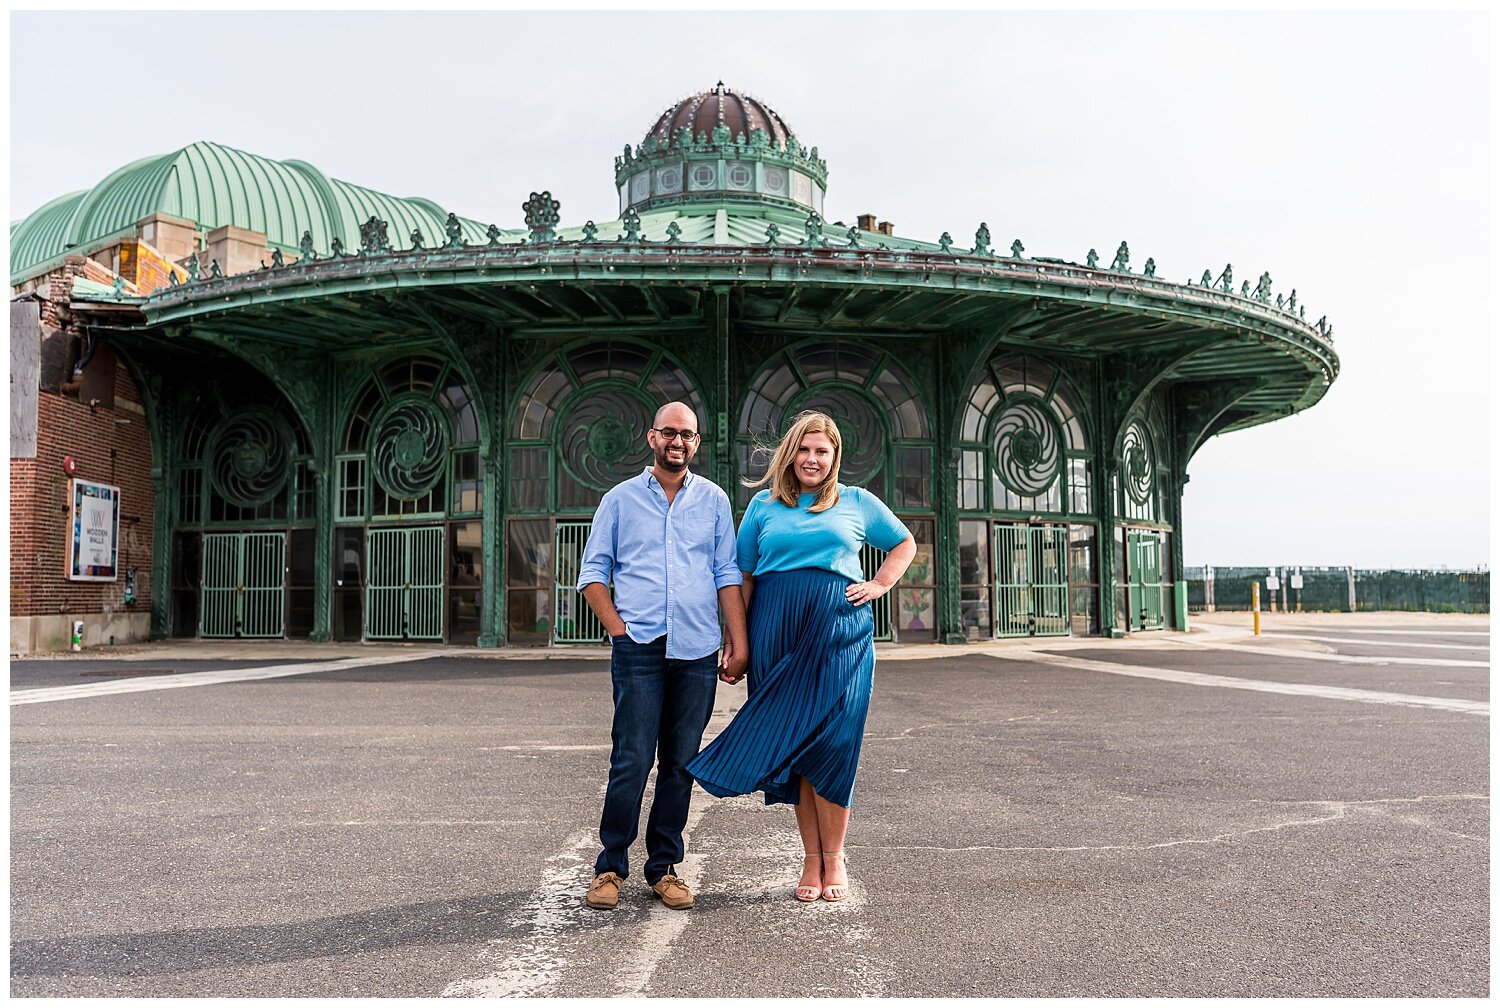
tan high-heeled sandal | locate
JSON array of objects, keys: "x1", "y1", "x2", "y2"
[
  {"x1": 821, "y1": 850, "x2": 849, "y2": 902},
  {"x1": 794, "y1": 853, "x2": 822, "y2": 902}
]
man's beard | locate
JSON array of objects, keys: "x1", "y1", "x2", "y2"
[{"x1": 655, "y1": 445, "x2": 689, "y2": 472}]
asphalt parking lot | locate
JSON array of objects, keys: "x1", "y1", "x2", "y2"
[{"x1": 8, "y1": 612, "x2": 1489, "y2": 997}]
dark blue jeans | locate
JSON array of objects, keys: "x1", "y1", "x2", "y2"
[{"x1": 595, "y1": 634, "x2": 718, "y2": 885}]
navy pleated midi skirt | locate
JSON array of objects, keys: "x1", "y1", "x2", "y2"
[{"x1": 687, "y1": 567, "x2": 874, "y2": 808}]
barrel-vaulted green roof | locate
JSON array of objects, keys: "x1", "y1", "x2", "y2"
[{"x1": 9, "y1": 140, "x2": 494, "y2": 284}]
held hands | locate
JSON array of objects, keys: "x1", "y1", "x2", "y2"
[
  {"x1": 718, "y1": 637, "x2": 748, "y2": 685},
  {"x1": 846, "y1": 579, "x2": 891, "y2": 606}
]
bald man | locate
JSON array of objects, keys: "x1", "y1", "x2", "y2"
[{"x1": 575, "y1": 401, "x2": 749, "y2": 910}]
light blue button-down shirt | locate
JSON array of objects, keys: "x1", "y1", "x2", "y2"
[{"x1": 576, "y1": 468, "x2": 742, "y2": 660}]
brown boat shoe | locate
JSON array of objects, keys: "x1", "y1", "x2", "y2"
[
  {"x1": 586, "y1": 871, "x2": 623, "y2": 910},
  {"x1": 650, "y1": 874, "x2": 694, "y2": 910}
]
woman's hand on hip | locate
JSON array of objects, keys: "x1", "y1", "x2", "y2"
[{"x1": 846, "y1": 579, "x2": 890, "y2": 606}]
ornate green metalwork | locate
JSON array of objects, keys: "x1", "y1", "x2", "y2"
[
  {"x1": 620, "y1": 207, "x2": 643, "y2": 243},
  {"x1": 1122, "y1": 421, "x2": 1154, "y2": 505},
  {"x1": 443, "y1": 213, "x2": 465, "y2": 250},
  {"x1": 993, "y1": 397, "x2": 1061, "y2": 496},
  {"x1": 370, "y1": 395, "x2": 450, "y2": 500},
  {"x1": 805, "y1": 212, "x2": 825, "y2": 246},
  {"x1": 558, "y1": 386, "x2": 656, "y2": 491},
  {"x1": 973, "y1": 223, "x2": 991, "y2": 256},
  {"x1": 207, "y1": 407, "x2": 293, "y2": 507},
  {"x1": 1109, "y1": 242, "x2": 1130, "y2": 272},
  {"x1": 359, "y1": 216, "x2": 391, "y2": 255},
  {"x1": 523, "y1": 191, "x2": 561, "y2": 244}
]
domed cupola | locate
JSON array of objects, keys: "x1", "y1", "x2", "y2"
[{"x1": 614, "y1": 82, "x2": 828, "y2": 215}]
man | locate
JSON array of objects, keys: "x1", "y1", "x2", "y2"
[{"x1": 576, "y1": 401, "x2": 749, "y2": 911}]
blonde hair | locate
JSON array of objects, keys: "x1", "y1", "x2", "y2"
[{"x1": 744, "y1": 410, "x2": 843, "y2": 512}]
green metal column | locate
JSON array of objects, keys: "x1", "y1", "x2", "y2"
[
  {"x1": 150, "y1": 462, "x2": 173, "y2": 639},
  {"x1": 310, "y1": 360, "x2": 336, "y2": 642},
  {"x1": 714, "y1": 287, "x2": 731, "y2": 488},
  {"x1": 1097, "y1": 372, "x2": 1122, "y2": 638},
  {"x1": 478, "y1": 446, "x2": 501, "y2": 647},
  {"x1": 476, "y1": 327, "x2": 505, "y2": 648},
  {"x1": 935, "y1": 332, "x2": 965, "y2": 644}
]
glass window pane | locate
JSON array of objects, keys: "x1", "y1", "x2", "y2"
[
  {"x1": 509, "y1": 447, "x2": 549, "y2": 512},
  {"x1": 507, "y1": 519, "x2": 552, "y2": 588},
  {"x1": 961, "y1": 587, "x2": 992, "y2": 639},
  {"x1": 1069, "y1": 523, "x2": 1097, "y2": 585},
  {"x1": 959, "y1": 520, "x2": 989, "y2": 585},
  {"x1": 900, "y1": 519, "x2": 935, "y2": 585},
  {"x1": 894, "y1": 588, "x2": 936, "y2": 641}
]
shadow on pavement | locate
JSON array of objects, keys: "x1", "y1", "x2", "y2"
[{"x1": 8, "y1": 890, "x2": 528, "y2": 978}]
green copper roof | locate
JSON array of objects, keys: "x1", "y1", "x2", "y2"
[{"x1": 9, "y1": 140, "x2": 493, "y2": 284}]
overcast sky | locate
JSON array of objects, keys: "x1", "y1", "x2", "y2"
[{"x1": 8, "y1": 11, "x2": 1491, "y2": 569}]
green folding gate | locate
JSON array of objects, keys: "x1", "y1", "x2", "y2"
[
  {"x1": 200, "y1": 532, "x2": 286, "y2": 638},
  {"x1": 1129, "y1": 529, "x2": 1165, "y2": 630},
  {"x1": 994, "y1": 523, "x2": 1070, "y2": 638},
  {"x1": 555, "y1": 521, "x2": 607, "y2": 644},
  {"x1": 860, "y1": 543, "x2": 894, "y2": 642},
  {"x1": 366, "y1": 526, "x2": 445, "y2": 640}
]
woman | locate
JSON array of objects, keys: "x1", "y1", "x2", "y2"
[{"x1": 687, "y1": 411, "x2": 915, "y2": 902}]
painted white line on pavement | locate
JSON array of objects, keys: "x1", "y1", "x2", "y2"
[
  {"x1": 1260, "y1": 634, "x2": 1488, "y2": 652},
  {"x1": 861, "y1": 794, "x2": 1489, "y2": 853},
  {"x1": 443, "y1": 687, "x2": 740, "y2": 999},
  {"x1": 8, "y1": 652, "x2": 445, "y2": 705},
  {"x1": 1013, "y1": 650, "x2": 1489, "y2": 716},
  {"x1": 1168, "y1": 637, "x2": 1489, "y2": 669},
  {"x1": 1267, "y1": 628, "x2": 1489, "y2": 638}
]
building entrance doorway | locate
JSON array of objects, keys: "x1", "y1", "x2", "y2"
[
  {"x1": 1128, "y1": 529, "x2": 1165, "y2": 630},
  {"x1": 554, "y1": 521, "x2": 606, "y2": 643},
  {"x1": 365, "y1": 526, "x2": 444, "y2": 640},
  {"x1": 200, "y1": 532, "x2": 286, "y2": 638},
  {"x1": 993, "y1": 523, "x2": 1070, "y2": 637}
]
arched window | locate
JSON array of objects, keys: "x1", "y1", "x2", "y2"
[
  {"x1": 738, "y1": 340, "x2": 932, "y2": 509},
  {"x1": 337, "y1": 356, "x2": 481, "y2": 520},
  {"x1": 508, "y1": 340, "x2": 705, "y2": 513},
  {"x1": 957, "y1": 353, "x2": 1092, "y2": 515}
]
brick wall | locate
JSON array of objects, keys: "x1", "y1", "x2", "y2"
[{"x1": 9, "y1": 358, "x2": 157, "y2": 619}]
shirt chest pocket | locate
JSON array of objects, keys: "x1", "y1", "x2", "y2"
[{"x1": 668, "y1": 515, "x2": 714, "y2": 557}]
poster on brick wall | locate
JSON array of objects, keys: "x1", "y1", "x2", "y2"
[{"x1": 69, "y1": 479, "x2": 121, "y2": 581}]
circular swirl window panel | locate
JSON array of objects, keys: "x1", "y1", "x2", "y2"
[
  {"x1": 371, "y1": 396, "x2": 450, "y2": 499},
  {"x1": 992, "y1": 398, "x2": 1061, "y2": 496},
  {"x1": 208, "y1": 408, "x2": 293, "y2": 507}
]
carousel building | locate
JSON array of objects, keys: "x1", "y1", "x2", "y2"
[{"x1": 9, "y1": 83, "x2": 1339, "y2": 651}]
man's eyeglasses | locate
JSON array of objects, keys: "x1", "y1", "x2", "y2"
[{"x1": 651, "y1": 427, "x2": 699, "y2": 443}]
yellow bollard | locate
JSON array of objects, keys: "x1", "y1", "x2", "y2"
[{"x1": 1251, "y1": 581, "x2": 1261, "y2": 635}]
